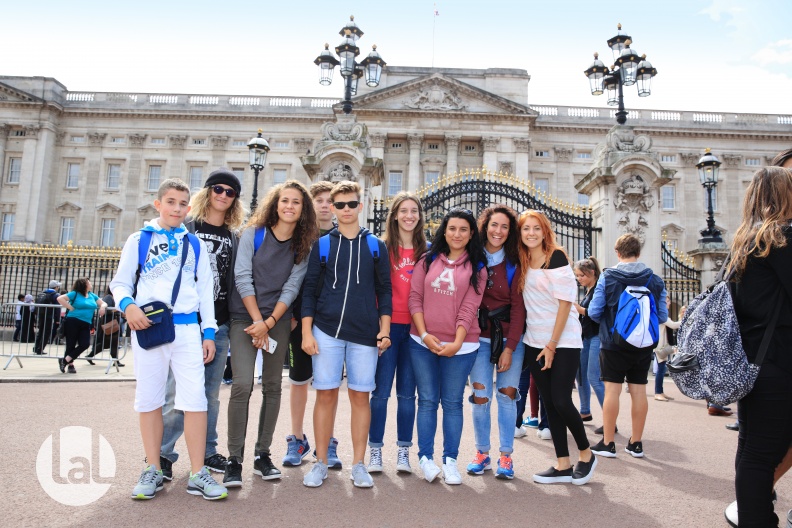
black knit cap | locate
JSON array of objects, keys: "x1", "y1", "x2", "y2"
[{"x1": 205, "y1": 168, "x2": 241, "y2": 196}]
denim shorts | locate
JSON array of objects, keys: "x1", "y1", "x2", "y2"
[{"x1": 312, "y1": 327, "x2": 378, "y2": 392}]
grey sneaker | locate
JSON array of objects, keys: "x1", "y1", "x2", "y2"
[
  {"x1": 186, "y1": 467, "x2": 228, "y2": 500},
  {"x1": 303, "y1": 461, "x2": 328, "y2": 488},
  {"x1": 368, "y1": 447, "x2": 383, "y2": 473},
  {"x1": 132, "y1": 465, "x2": 164, "y2": 500},
  {"x1": 350, "y1": 462, "x2": 374, "y2": 488},
  {"x1": 396, "y1": 446, "x2": 412, "y2": 473}
]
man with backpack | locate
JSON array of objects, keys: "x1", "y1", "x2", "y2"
[
  {"x1": 33, "y1": 280, "x2": 61, "y2": 355},
  {"x1": 586, "y1": 234, "x2": 667, "y2": 459}
]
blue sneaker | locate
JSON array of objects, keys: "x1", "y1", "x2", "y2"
[
  {"x1": 496, "y1": 454, "x2": 514, "y2": 480},
  {"x1": 523, "y1": 417, "x2": 539, "y2": 429},
  {"x1": 327, "y1": 437, "x2": 342, "y2": 469},
  {"x1": 282, "y1": 434, "x2": 311, "y2": 466},
  {"x1": 466, "y1": 451, "x2": 492, "y2": 475}
]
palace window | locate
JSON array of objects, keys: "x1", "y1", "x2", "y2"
[
  {"x1": 111, "y1": 137, "x2": 125, "y2": 144},
  {"x1": 535, "y1": 150, "x2": 550, "y2": 158},
  {"x1": 100, "y1": 218, "x2": 116, "y2": 247},
  {"x1": 745, "y1": 158, "x2": 761, "y2": 166},
  {"x1": 71, "y1": 136, "x2": 85, "y2": 143},
  {"x1": 273, "y1": 140, "x2": 290, "y2": 149},
  {"x1": 662, "y1": 186, "x2": 676, "y2": 210},
  {"x1": 147, "y1": 165, "x2": 162, "y2": 191},
  {"x1": 151, "y1": 138, "x2": 165, "y2": 145},
  {"x1": 60, "y1": 218, "x2": 75, "y2": 245},
  {"x1": 577, "y1": 193, "x2": 590, "y2": 206},
  {"x1": 388, "y1": 172, "x2": 403, "y2": 196},
  {"x1": 231, "y1": 168, "x2": 245, "y2": 181},
  {"x1": 273, "y1": 169, "x2": 287, "y2": 184},
  {"x1": 576, "y1": 152, "x2": 592, "y2": 159},
  {"x1": 661, "y1": 155, "x2": 676, "y2": 163},
  {"x1": 66, "y1": 163, "x2": 80, "y2": 188},
  {"x1": 427, "y1": 143, "x2": 439, "y2": 150},
  {"x1": 1, "y1": 213, "x2": 14, "y2": 241},
  {"x1": 534, "y1": 178, "x2": 549, "y2": 194},
  {"x1": 189, "y1": 166, "x2": 204, "y2": 190},
  {"x1": 425, "y1": 171, "x2": 440, "y2": 186},
  {"x1": 7, "y1": 158, "x2": 21, "y2": 184},
  {"x1": 232, "y1": 140, "x2": 246, "y2": 147},
  {"x1": 192, "y1": 138, "x2": 206, "y2": 146},
  {"x1": 106, "y1": 164, "x2": 121, "y2": 189}
]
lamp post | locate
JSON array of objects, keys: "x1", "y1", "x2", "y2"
[
  {"x1": 697, "y1": 148, "x2": 722, "y2": 244},
  {"x1": 247, "y1": 129, "x2": 270, "y2": 211},
  {"x1": 584, "y1": 24, "x2": 657, "y2": 125},
  {"x1": 314, "y1": 16, "x2": 386, "y2": 114}
]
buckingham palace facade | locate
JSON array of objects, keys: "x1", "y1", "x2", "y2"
[{"x1": 0, "y1": 66, "x2": 790, "y2": 256}]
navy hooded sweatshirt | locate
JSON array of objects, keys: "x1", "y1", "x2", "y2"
[{"x1": 301, "y1": 226, "x2": 392, "y2": 347}]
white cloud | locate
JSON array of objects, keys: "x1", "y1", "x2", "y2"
[
  {"x1": 752, "y1": 40, "x2": 792, "y2": 65},
  {"x1": 699, "y1": 0, "x2": 745, "y2": 22}
]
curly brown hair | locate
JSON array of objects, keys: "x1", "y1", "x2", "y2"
[
  {"x1": 477, "y1": 204, "x2": 519, "y2": 265},
  {"x1": 246, "y1": 180, "x2": 319, "y2": 263}
]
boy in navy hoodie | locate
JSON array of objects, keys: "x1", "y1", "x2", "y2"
[{"x1": 301, "y1": 180, "x2": 392, "y2": 488}]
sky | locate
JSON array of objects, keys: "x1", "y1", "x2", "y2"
[{"x1": 2, "y1": 0, "x2": 791, "y2": 114}]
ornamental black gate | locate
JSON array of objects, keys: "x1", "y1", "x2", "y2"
[
  {"x1": 661, "y1": 239, "x2": 701, "y2": 319},
  {"x1": 368, "y1": 169, "x2": 599, "y2": 265}
]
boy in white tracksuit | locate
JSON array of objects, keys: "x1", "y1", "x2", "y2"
[{"x1": 110, "y1": 178, "x2": 227, "y2": 501}]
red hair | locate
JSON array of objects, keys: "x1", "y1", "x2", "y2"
[{"x1": 517, "y1": 210, "x2": 567, "y2": 291}]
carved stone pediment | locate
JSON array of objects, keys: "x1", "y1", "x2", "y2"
[
  {"x1": 605, "y1": 128, "x2": 652, "y2": 153},
  {"x1": 351, "y1": 73, "x2": 535, "y2": 117},
  {"x1": 0, "y1": 81, "x2": 43, "y2": 103},
  {"x1": 320, "y1": 117, "x2": 366, "y2": 143},
  {"x1": 55, "y1": 201, "x2": 82, "y2": 213},
  {"x1": 96, "y1": 202, "x2": 122, "y2": 215},
  {"x1": 614, "y1": 174, "x2": 654, "y2": 245}
]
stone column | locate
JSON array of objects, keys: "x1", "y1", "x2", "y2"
[
  {"x1": 407, "y1": 133, "x2": 424, "y2": 192},
  {"x1": 553, "y1": 147, "x2": 574, "y2": 201},
  {"x1": 513, "y1": 137, "x2": 531, "y2": 182},
  {"x1": 481, "y1": 137, "x2": 500, "y2": 172},
  {"x1": 16, "y1": 125, "x2": 41, "y2": 241},
  {"x1": 444, "y1": 134, "x2": 460, "y2": 176},
  {"x1": 368, "y1": 133, "x2": 386, "y2": 199},
  {"x1": 79, "y1": 132, "x2": 108, "y2": 242},
  {"x1": 169, "y1": 135, "x2": 187, "y2": 179},
  {"x1": 0, "y1": 124, "x2": 7, "y2": 186},
  {"x1": 123, "y1": 134, "x2": 147, "y2": 236},
  {"x1": 210, "y1": 136, "x2": 228, "y2": 169}
]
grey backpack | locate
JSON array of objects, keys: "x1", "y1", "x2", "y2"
[{"x1": 668, "y1": 265, "x2": 783, "y2": 406}]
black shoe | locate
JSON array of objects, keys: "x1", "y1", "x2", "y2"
[
  {"x1": 572, "y1": 454, "x2": 598, "y2": 486},
  {"x1": 204, "y1": 453, "x2": 228, "y2": 474},
  {"x1": 625, "y1": 437, "x2": 644, "y2": 458},
  {"x1": 160, "y1": 456, "x2": 173, "y2": 481},
  {"x1": 116, "y1": 362, "x2": 125, "y2": 367},
  {"x1": 253, "y1": 453, "x2": 282, "y2": 480},
  {"x1": 532, "y1": 466, "x2": 573, "y2": 484},
  {"x1": 725, "y1": 422, "x2": 739, "y2": 431},
  {"x1": 67, "y1": 364, "x2": 76, "y2": 374},
  {"x1": 223, "y1": 457, "x2": 243, "y2": 487},
  {"x1": 87, "y1": 359, "x2": 95, "y2": 366},
  {"x1": 58, "y1": 358, "x2": 65, "y2": 373},
  {"x1": 594, "y1": 424, "x2": 618, "y2": 435},
  {"x1": 591, "y1": 439, "x2": 617, "y2": 458},
  {"x1": 580, "y1": 414, "x2": 593, "y2": 422}
]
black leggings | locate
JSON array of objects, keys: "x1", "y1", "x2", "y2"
[
  {"x1": 736, "y1": 361, "x2": 792, "y2": 527},
  {"x1": 524, "y1": 345, "x2": 589, "y2": 458},
  {"x1": 63, "y1": 317, "x2": 91, "y2": 363}
]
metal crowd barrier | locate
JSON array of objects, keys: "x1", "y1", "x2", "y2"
[{"x1": 1, "y1": 302, "x2": 128, "y2": 374}]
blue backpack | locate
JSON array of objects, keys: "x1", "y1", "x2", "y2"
[{"x1": 611, "y1": 278, "x2": 659, "y2": 353}]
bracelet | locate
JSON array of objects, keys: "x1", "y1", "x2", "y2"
[
  {"x1": 377, "y1": 335, "x2": 390, "y2": 342},
  {"x1": 546, "y1": 345, "x2": 556, "y2": 352},
  {"x1": 420, "y1": 332, "x2": 429, "y2": 341},
  {"x1": 269, "y1": 316, "x2": 278, "y2": 325},
  {"x1": 263, "y1": 320, "x2": 273, "y2": 330},
  {"x1": 252, "y1": 319, "x2": 264, "y2": 324},
  {"x1": 549, "y1": 338, "x2": 559, "y2": 344}
]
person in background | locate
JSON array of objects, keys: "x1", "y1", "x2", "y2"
[
  {"x1": 33, "y1": 280, "x2": 60, "y2": 355},
  {"x1": 86, "y1": 286, "x2": 125, "y2": 367},
  {"x1": 573, "y1": 257, "x2": 605, "y2": 423},
  {"x1": 57, "y1": 278, "x2": 106, "y2": 374},
  {"x1": 19, "y1": 294, "x2": 36, "y2": 344},
  {"x1": 654, "y1": 300, "x2": 682, "y2": 402},
  {"x1": 13, "y1": 293, "x2": 24, "y2": 342}
]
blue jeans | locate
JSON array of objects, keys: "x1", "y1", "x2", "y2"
[
  {"x1": 469, "y1": 338, "x2": 525, "y2": 455},
  {"x1": 161, "y1": 323, "x2": 229, "y2": 462},
  {"x1": 655, "y1": 359, "x2": 667, "y2": 395},
  {"x1": 410, "y1": 339, "x2": 477, "y2": 463},
  {"x1": 369, "y1": 323, "x2": 416, "y2": 448},
  {"x1": 579, "y1": 335, "x2": 605, "y2": 414}
]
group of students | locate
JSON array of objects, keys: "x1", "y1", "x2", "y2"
[{"x1": 111, "y1": 165, "x2": 678, "y2": 502}]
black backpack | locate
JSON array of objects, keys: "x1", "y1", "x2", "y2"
[{"x1": 35, "y1": 290, "x2": 58, "y2": 321}]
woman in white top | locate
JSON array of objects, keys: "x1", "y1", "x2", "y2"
[{"x1": 518, "y1": 210, "x2": 596, "y2": 486}]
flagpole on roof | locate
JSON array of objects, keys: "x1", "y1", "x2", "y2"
[{"x1": 432, "y1": 4, "x2": 439, "y2": 67}]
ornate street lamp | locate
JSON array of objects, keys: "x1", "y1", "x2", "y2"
[
  {"x1": 696, "y1": 148, "x2": 722, "y2": 243},
  {"x1": 584, "y1": 24, "x2": 657, "y2": 124},
  {"x1": 247, "y1": 129, "x2": 270, "y2": 210},
  {"x1": 314, "y1": 16, "x2": 386, "y2": 114}
]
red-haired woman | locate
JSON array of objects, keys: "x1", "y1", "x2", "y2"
[{"x1": 518, "y1": 210, "x2": 595, "y2": 486}]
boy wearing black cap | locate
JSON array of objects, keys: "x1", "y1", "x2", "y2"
[{"x1": 160, "y1": 168, "x2": 246, "y2": 480}]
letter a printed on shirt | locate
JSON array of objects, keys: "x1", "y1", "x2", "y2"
[{"x1": 431, "y1": 267, "x2": 456, "y2": 292}]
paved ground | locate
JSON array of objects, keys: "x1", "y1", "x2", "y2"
[{"x1": 1, "y1": 347, "x2": 785, "y2": 527}]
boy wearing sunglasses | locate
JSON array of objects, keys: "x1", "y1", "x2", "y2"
[
  {"x1": 159, "y1": 168, "x2": 246, "y2": 481},
  {"x1": 301, "y1": 180, "x2": 392, "y2": 488}
]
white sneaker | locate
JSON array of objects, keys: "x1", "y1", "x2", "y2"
[
  {"x1": 537, "y1": 428, "x2": 552, "y2": 440},
  {"x1": 442, "y1": 458, "x2": 462, "y2": 485},
  {"x1": 396, "y1": 446, "x2": 412, "y2": 473},
  {"x1": 368, "y1": 447, "x2": 383, "y2": 473},
  {"x1": 419, "y1": 456, "x2": 441, "y2": 483},
  {"x1": 514, "y1": 426, "x2": 528, "y2": 438}
]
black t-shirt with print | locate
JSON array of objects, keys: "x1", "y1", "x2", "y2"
[{"x1": 193, "y1": 220, "x2": 233, "y2": 326}]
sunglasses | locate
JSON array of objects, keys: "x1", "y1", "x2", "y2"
[
  {"x1": 333, "y1": 200, "x2": 360, "y2": 210},
  {"x1": 212, "y1": 185, "x2": 237, "y2": 198}
]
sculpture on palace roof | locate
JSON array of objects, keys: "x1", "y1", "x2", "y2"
[{"x1": 404, "y1": 84, "x2": 467, "y2": 111}]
